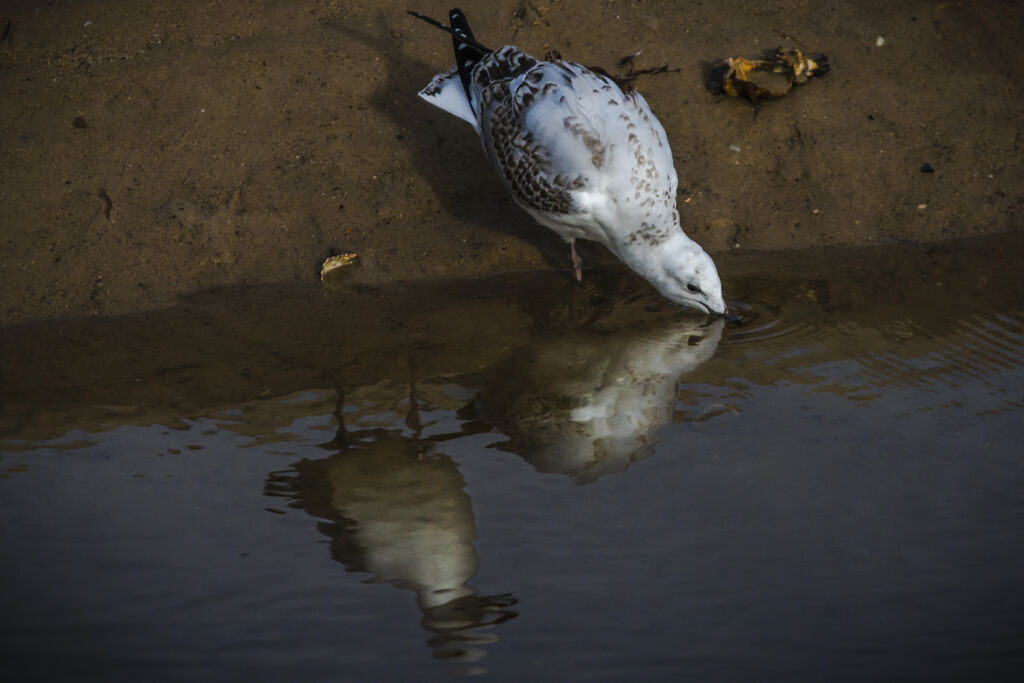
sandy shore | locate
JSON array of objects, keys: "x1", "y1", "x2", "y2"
[{"x1": 1, "y1": 0, "x2": 1021, "y2": 324}]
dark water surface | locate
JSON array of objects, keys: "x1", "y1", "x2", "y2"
[{"x1": 3, "y1": 234, "x2": 1024, "y2": 681}]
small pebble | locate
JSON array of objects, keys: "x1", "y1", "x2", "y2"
[
  {"x1": 875, "y1": 36, "x2": 885, "y2": 47},
  {"x1": 920, "y1": 163, "x2": 935, "y2": 173}
]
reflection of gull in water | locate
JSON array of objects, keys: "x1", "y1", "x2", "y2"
[
  {"x1": 267, "y1": 428, "x2": 515, "y2": 667},
  {"x1": 471, "y1": 317, "x2": 724, "y2": 483}
]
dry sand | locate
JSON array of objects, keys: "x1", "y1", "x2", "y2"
[{"x1": 1, "y1": 0, "x2": 1022, "y2": 324}]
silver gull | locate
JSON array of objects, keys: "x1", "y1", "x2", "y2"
[{"x1": 410, "y1": 8, "x2": 727, "y2": 316}]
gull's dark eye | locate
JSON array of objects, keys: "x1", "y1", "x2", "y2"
[{"x1": 686, "y1": 283, "x2": 702, "y2": 294}]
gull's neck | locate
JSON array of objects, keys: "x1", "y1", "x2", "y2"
[{"x1": 608, "y1": 228, "x2": 702, "y2": 284}]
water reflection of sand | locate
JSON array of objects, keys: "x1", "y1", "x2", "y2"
[{"x1": 5, "y1": 232, "x2": 1023, "y2": 446}]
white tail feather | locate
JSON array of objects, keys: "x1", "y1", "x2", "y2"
[{"x1": 418, "y1": 66, "x2": 478, "y2": 129}]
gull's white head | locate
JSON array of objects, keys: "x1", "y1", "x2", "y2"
[{"x1": 653, "y1": 242, "x2": 726, "y2": 316}]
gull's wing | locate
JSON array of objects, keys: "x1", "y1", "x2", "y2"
[{"x1": 472, "y1": 48, "x2": 679, "y2": 227}]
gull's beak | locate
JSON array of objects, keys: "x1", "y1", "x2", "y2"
[
  {"x1": 710, "y1": 305, "x2": 742, "y2": 323},
  {"x1": 693, "y1": 302, "x2": 739, "y2": 322}
]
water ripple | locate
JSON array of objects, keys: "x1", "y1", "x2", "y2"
[{"x1": 720, "y1": 277, "x2": 832, "y2": 350}]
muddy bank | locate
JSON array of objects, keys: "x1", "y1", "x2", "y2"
[{"x1": 1, "y1": 0, "x2": 1022, "y2": 324}]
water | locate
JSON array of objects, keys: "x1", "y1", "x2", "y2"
[{"x1": 2, "y1": 234, "x2": 1023, "y2": 681}]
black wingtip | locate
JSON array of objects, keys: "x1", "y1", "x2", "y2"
[
  {"x1": 448, "y1": 7, "x2": 470, "y2": 31},
  {"x1": 407, "y1": 9, "x2": 492, "y2": 55},
  {"x1": 408, "y1": 8, "x2": 492, "y2": 104},
  {"x1": 448, "y1": 8, "x2": 479, "y2": 98}
]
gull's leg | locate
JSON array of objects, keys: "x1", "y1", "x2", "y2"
[{"x1": 570, "y1": 240, "x2": 583, "y2": 282}]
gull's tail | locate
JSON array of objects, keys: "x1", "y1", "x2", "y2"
[
  {"x1": 408, "y1": 8, "x2": 492, "y2": 125},
  {"x1": 407, "y1": 8, "x2": 492, "y2": 97}
]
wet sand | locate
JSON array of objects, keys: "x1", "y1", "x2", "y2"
[
  {"x1": 4, "y1": 228, "x2": 1022, "y2": 442},
  {"x1": 1, "y1": 0, "x2": 1022, "y2": 324}
]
